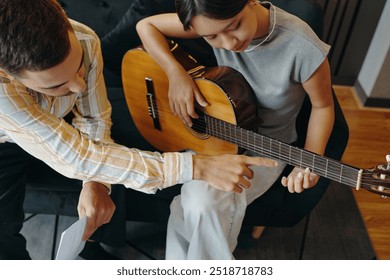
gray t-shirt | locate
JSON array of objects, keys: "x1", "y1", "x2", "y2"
[{"x1": 212, "y1": 2, "x2": 330, "y2": 145}]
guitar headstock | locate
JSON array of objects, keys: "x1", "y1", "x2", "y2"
[{"x1": 361, "y1": 155, "x2": 390, "y2": 197}]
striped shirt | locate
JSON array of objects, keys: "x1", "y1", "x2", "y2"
[{"x1": 0, "y1": 20, "x2": 192, "y2": 194}]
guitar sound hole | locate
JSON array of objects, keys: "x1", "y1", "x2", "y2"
[{"x1": 186, "y1": 109, "x2": 209, "y2": 140}]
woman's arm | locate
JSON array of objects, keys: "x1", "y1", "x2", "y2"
[
  {"x1": 282, "y1": 58, "x2": 334, "y2": 193},
  {"x1": 136, "y1": 14, "x2": 208, "y2": 126}
]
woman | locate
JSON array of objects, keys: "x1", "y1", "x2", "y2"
[{"x1": 136, "y1": 0, "x2": 334, "y2": 259}]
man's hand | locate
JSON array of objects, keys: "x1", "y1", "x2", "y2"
[
  {"x1": 77, "y1": 182, "x2": 115, "y2": 240},
  {"x1": 281, "y1": 167, "x2": 320, "y2": 193},
  {"x1": 193, "y1": 154, "x2": 278, "y2": 193}
]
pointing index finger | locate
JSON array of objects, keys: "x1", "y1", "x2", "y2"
[{"x1": 246, "y1": 156, "x2": 278, "y2": 167}]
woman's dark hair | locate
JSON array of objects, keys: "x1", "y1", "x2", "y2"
[
  {"x1": 0, "y1": 0, "x2": 73, "y2": 77},
  {"x1": 175, "y1": 0, "x2": 249, "y2": 30}
]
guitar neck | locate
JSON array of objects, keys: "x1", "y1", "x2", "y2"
[{"x1": 203, "y1": 115, "x2": 361, "y2": 188}]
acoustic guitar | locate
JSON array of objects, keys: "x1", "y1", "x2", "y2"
[{"x1": 121, "y1": 42, "x2": 390, "y2": 197}]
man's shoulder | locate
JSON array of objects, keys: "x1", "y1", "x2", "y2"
[
  {"x1": 69, "y1": 19, "x2": 99, "y2": 42},
  {"x1": 0, "y1": 70, "x2": 10, "y2": 84}
]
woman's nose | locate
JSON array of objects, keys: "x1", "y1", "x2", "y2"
[{"x1": 221, "y1": 36, "x2": 237, "y2": 51}]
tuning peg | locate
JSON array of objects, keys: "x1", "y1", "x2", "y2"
[
  {"x1": 386, "y1": 155, "x2": 390, "y2": 169},
  {"x1": 380, "y1": 156, "x2": 390, "y2": 198}
]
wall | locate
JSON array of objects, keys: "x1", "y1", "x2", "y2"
[
  {"x1": 317, "y1": 0, "x2": 386, "y2": 85},
  {"x1": 356, "y1": 0, "x2": 390, "y2": 107}
]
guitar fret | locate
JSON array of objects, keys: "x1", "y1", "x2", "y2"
[
  {"x1": 268, "y1": 138, "x2": 272, "y2": 158},
  {"x1": 244, "y1": 129, "x2": 248, "y2": 149},
  {"x1": 236, "y1": 124, "x2": 239, "y2": 145},
  {"x1": 246, "y1": 130, "x2": 250, "y2": 151},
  {"x1": 212, "y1": 116, "x2": 215, "y2": 136},
  {"x1": 300, "y1": 150, "x2": 303, "y2": 169},
  {"x1": 312, "y1": 154, "x2": 316, "y2": 173},
  {"x1": 207, "y1": 115, "x2": 211, "y2": 135},
  {"x1": 240, "y1": 126, "x2": 242, "y2": 146},
  {"x1": 325, "y1": 159, "x2": 329, "y2": 177},
  {"x1": 243, "y1": 130, "x2": 247, "y2": 151},
  {"x1": 207, "y1": 116, "x2": 210, "y2": 135},
  {"x1": 260, "y1": 135, "x2": 263, "y2": 156},
  {"x1": 265, "y1": 137, "x2": 270, "y2": 157},
  {"x1": 231, "y1": 124, "x2": 235, "y2": 144},
  {"x1": 219, "y1": 118, "x2": 222, "y2": 139},
  {"x1": 215, "y1": 117, "x2": 218, "y2": 137},
  {"x1": 237, "y1": 125, "x2": 241, "y2": 145}
]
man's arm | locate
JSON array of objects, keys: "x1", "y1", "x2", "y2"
[{"x1": 71, "y1": 28, "x2": 116, "y2": 237}]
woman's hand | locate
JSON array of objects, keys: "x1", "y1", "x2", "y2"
[
  {"x1": 281, "y1": 167, "x2": 320, "y2": 193},
  {"x1": 167, "y1": 67, "x2": 208, "y2": 127}
]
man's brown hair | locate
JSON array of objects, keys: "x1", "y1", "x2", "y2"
[{"x1": 0, "y1": 0, "x2": 73, "y2": 77}]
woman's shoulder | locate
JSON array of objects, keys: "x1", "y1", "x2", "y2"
[
  {"x1": 274, "y1": 6, "x2": 329, "y2": 54},
  {"x1": 274, "y1": 6, "x2": 318, "y2": 41}
]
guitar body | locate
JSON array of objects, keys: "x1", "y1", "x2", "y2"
[{"x1": 122, "y1": 47, "x2": 258, "y2": 155}]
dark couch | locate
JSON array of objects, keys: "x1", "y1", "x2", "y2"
[{"x1": 24, "y1": 0, "x2": 349, "y2": 236}]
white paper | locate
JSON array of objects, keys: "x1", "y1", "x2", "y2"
[{"x1": 55, "y1": 216, "x2": 87, "y2": 260}]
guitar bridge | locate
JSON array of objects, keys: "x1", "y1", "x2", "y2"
[{"x1": 145, "y1": 77, "x2": 161, "y2": 130}]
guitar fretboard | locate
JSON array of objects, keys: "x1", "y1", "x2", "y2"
[{"x1": 202, "y1": 115, "x2": 360, "y2": 188}]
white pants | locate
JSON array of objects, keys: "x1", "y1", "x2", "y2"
[{"x1": 165, "y1": 162, "x2": 285, "y2": 259}]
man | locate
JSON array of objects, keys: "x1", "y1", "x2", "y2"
[{"x1": 0, "y1": 0, "x2": 276, "y2": 259}]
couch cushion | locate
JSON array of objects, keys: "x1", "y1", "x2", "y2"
[{"x1": 59, "y1": 0, "x2": 134, "y2": 37}]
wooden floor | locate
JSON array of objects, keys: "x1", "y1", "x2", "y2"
[{"x1": 333, "y1": 85, "x2": 390, "y2": 260}]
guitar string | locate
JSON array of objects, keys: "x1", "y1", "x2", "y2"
[
  {"x1": 199, "y1": 117, "x2": 387, "y2": 187},
  {"x1": 146, "y1": 106, "x2": 357, "y2": 182},
  {"x1": 206, "y1": 129, "x2": 360, "y2": 185},
  {"x1": 149, "y1": 104, "x2": 371, "y2": 181},
  {"x1": 205, "y1": 129, "x2": 389, "y2": 189},
  {"x1": 150, "y1": 119, "x2": 387, "y2": 190},
  {"x1": 147, "y1": 105, "x2": 385, "y2": 184},
  {"x1": 147, "y1": 104, "x2": 344, "y2": 171},
  {"x1": 204, "y1": 122, "x2": 389, "y2": 189},
  {"x1": 145, "y1": 104, "x2": 389, "y2": 189}
]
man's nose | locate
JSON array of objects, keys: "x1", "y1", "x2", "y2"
[{"x1": 69, "y1": 76, "x2": 87, "y2": 93}]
